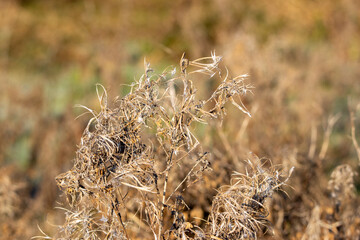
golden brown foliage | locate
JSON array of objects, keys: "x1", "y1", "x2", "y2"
[
  {"x1": 1, "y1": 0, "x2": 360, "y2": 239},
  {"x1": 54, "y1": 53, "x2": 282, "y2": 239}
]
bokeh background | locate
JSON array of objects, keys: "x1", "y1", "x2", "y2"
[{"x1": 1, "y1": 0, "x2": 360, "y2": 239}]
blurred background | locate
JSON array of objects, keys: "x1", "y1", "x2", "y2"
[{"x1": 1, "y1": 0, "x2": 360, "y2": 239}]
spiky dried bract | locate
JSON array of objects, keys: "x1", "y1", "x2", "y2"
[
  {"x1": 209, "y1": 157, "x2": 293, "y2": 240},
  {"x1": 55, "y1": 52, "x2": 253, "y2": 239}
]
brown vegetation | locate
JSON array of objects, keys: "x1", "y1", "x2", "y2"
[{"x1": 1, "y1": 0, "x2": 360, "y2": 239}]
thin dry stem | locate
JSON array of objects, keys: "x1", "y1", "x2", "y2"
[
  {"x1": 349, "y1": 105, "x2": 360, "y2": 165},
  {"x1": 318, "y1": 114, "x2": 340, "y2": 163}
]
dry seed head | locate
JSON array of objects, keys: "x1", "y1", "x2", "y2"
[
  {"x1": 328, "y1": 164, "x2": 356, "y2": 205},
  {"x1": 209, "y1": 157, "x2": 293, "y2": 239}
]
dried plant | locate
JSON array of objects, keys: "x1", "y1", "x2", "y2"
[
  {"x1": 349, "y1": 100, "x2": 360, "y2": 165},
  {"x1": 328, "y1": 164, "x2": 356, "y2": 208},
  {"x1": 300, "y1": 161, "x2": 359, "y2": 240},
  {"x1": 0, "y1": 167, "x2": 25, "y2": 219},
  {"x1": 301, "y1": 205, "x2": 323, "y2": 240},
  {"x1": 209, "y1": 156, "x2": 293, "y2": 240},
  {"x1": 50, "y1": 52, "x2": 292, "y2": 240},
  {"x1": 327, "y1": 164, "x2": 359, "y2": 239},
  {"x1": 4, "y1": 2, "x2": 360, "y2": 239}
]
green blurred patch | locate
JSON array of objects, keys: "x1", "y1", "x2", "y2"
[
  {"x1": 45, "y1": 67, "x2": 100, "y2": 116},
  {"x1": 349, "y1": 38, "x2": 360, "y2": 61},
  {"x1": 6, "y1": 132, "x2": 31, "y2": 169},
  {"x1": 309, "y1": 19, "x2": 329, "y2": 43}
]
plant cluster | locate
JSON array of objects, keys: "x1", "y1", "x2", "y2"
[{"x1": 53, "y1": 53, "x2": 291, "y2": 239}]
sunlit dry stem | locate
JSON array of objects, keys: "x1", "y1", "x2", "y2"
[
  {"x1": 166, "y1": 153, "x2": 208, "y2": 203},
  {"x1": 308, "y1": 123, "x2": 317, "y2": 160},
  {"x1": 111, "y1": 195, "x2": 129, "y2": 240},
  {"x1": 349, "y1": 107, "x2": 360, "y2": 165},
  {"x1": 159, "y1": 149, "x2": 175, "y2": 239},
  {"x1": 318, "y1": 114, "x2": 339, "y2": 163}
]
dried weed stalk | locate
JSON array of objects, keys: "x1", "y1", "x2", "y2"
[
  {"x1": 349, "y1": 101, "x2": 360, "y2": 165},
  {"x1": 301, "y1": 164, "x2": 358, "y2": 240},
  {"x1": 328, "y1": 164, "x2": 356, "y2": 209},
  {"x1": 52, "y1": 52, "x2": 288, "y2": 240},
  {"x1": 209, "y1": 157, "x2": 293, "y2": 240},
  {"x1": 327, "y1": 164, "x2": 359, "y2": 239},
  {"x1": 0, "y1": 167, "x2": 25, "y2": 219}
]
